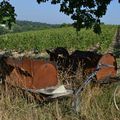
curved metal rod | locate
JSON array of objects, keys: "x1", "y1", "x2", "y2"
[{"x1": 114, "y1": 86, "x2": 120, "y2": 111}]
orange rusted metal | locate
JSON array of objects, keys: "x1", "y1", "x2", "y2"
[
  {"x1": 96, "y1": 53, "x2": 117, "y2": 81},
  {"x1": 4, "y1": 57, "x2": 58, "y2": 89}
]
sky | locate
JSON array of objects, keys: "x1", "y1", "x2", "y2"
[{"x1": 3, "y1": 0, "x2": 120, "y2": 24}]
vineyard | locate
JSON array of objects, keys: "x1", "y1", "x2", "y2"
[
  {"x1": 0, "y1": 25, "x2": 120, "y2": 120},
  {"x1": 0, "y1": 25, "x2": 117, "y2": 52}
]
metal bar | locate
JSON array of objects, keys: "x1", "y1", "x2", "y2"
[{"x1": 72, "y1": 62, "x2": 116, "y2": 112}]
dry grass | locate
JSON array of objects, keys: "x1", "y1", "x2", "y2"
[
  {"x1": 80, "y1": 83, "x2": 120, "y2": 120},
  {"x1": 0, "y1": 68, "x2": 120, "y2": 120}
]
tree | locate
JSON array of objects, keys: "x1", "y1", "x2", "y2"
[
  {"x1": 0, "y1": 0, "x2": 120, "y2": 33},
  {"x1": 37, "y1": 0, "x2": 116, "y2": 34},
  {"x1": 0, "y1": 0, "x2": 16, "y2": 29}
]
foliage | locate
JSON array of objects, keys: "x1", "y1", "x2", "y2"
[
  {"x1": 0, "y1": 25, "x2": 117, "y2": 52},
  {"x1": 0, "y1": 26, "x2": 9, "y2": 35},
  {"x1": 60, "y1": 23, "x2": 71, "y2": 28},
  {"x1": 0, "y1": 0, "x2": 16, "y2": 29},
  {"x1": 36, "y1": 0, "x2": 117, "y2": 33}
]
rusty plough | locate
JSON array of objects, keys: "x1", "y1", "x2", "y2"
[{"x1": 0, "y1": 50, "x2": 118, "y2": 112}]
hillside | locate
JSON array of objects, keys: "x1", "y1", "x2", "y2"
[
  {"x1": 0, "y1": 20, "x2": 60, "y2": 35},
  {"x1": 12, "y1": 20, "x2": 60, "y2": 32}
]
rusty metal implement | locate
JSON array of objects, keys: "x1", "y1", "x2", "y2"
[
  {"x1": 72, "y1": 53, "x2": 118, "y2": 112},
  {"x1": 0, "y1": 53, "x2": 118, "y2": 112},
  {"x1": 96, "y1": 53, "x2": 117, "y2": 82},
  {"x1": 0, "y1": 57, "x2": 58, "y2": 89}
]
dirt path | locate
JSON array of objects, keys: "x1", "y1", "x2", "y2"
[
  {"x1": 113, "y1": 27, "x2": 120, "y2": 58},
  {"x1": 113, "y1": 27, "x2": 120, "y2": 76}
]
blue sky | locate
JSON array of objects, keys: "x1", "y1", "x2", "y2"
[{"x1": 6, "y1": 0, "x2": 120, "y2": 24}]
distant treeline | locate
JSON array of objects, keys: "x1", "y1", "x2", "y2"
[
  {"x1": 13, "y1": 20, "x2": 60, "y2": 32},
  {"x1": 0, "y1": 20, "x2": 72, "y2": 35}
]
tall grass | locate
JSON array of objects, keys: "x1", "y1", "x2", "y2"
[
  {"x1": 0, "y1": 78, "x2": 120, "y2": 120},
  {"x1": 80, "y1": 83, "x2": 120, "y2": 120}
]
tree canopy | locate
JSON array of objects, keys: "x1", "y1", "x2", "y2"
[
  {"x1": 0, "y1": 0, "x2": 120, "y2": 33},
  {"x1": 0, "y1": 0, "x2": 16, "y2": 29}
]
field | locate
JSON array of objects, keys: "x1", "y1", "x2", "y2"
[
  {"x1": 0, "y1": 25, "x2": 120, "y2": 120},
  {"x1": 0, "y1": 25, "x2": 117, "y2": 52}
]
